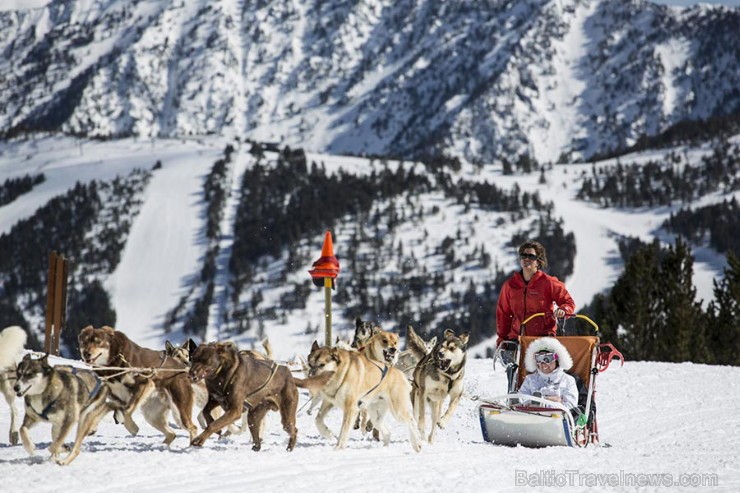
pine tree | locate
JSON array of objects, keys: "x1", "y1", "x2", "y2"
[
  {"x1": 607, "y1": 241, "x2": 662, "y2": 361},
  {"x1": 706, "y1": 252, "x2": 740, "y2": 365},
  {"x1": 655, "y1": 239, "x2": 707, "y2": 362}
]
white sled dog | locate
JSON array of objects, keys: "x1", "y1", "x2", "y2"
[{"x1": 0, "y1": 325, "x2": 27, "y2": 445}]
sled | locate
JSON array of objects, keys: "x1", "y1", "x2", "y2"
[{"x1": 480, "y1": 313, "x2": 623, "y2": 448}]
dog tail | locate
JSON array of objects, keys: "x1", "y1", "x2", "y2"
[
  {"x1": 0, "y1": 326, "x2": 27, "y2": 368},
  {"x1": 261, "y1": 338, "x2": 274, "y2": 360},
  {"x1": 405, "y1": 325, "x2": 431, "y2": 359},
  {"x1": 294, "y1": 372, "x2": 335, "y2": 393}
]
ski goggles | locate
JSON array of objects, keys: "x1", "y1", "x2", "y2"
[
  {"x1": 519, "y1": 253, "x2": 538, "y2": 261},
  {"x1": 535, "y1": 352, "x2": 558, "y2": 364}
]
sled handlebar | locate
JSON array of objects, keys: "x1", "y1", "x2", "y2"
[{"x1": 521, "y1": 312, "x2": 600, "y2": 333}]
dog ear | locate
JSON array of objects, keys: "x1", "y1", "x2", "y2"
[
  {"x1": 311, "y1": 340, "x2": 320, "y2": 352},
  {"x1": 187, "y1": 338, "x2": 198, "y2": 355},
  {"x1": 355, "y1": 317, "x2": 362, "y2": 329},
  {"x1": 443, "y1": 328, "x2": 455, "y2": 340},
  {"x1": 428, "y1": 336, "x2": 438, "y2": 349},
  {"x1": 330, "y1": 349, "x2": 341, "y2": 363},
  {"x1": 165, "y1": 341, "x2": 174, "y2": 353},
  {"x1": 459, "y1": 332, "x2": 470, "y2": 347},
  {"x1": 371, "y1": 325, "x2": 381, "y2": 336}
]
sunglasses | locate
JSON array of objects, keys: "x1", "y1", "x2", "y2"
[
  {"x1": 520, "y1": 253, "x2": 538, "y2": 261},
  {"x1": 535, "y1": 352, "x2": 558, "y2": 364}
]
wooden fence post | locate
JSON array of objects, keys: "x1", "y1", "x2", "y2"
[{"x1": 45, "y1": 251, "x2": 69, "y2": 356}]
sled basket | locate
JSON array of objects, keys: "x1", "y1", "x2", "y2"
[{"x1": 479, "y1": 394, "x2": 576, "y2": 447}]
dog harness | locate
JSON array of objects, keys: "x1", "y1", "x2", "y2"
[
  {"x1": 30, "y1": 398, "x2": 58, "y2": 421},
  {"x1": 358, "y1": 360, "x2": 389, "y2": 406},
  {"x1": 28, "y1": 368, "x2": 104, "y2": 421},
  {"x1": 243, "y1": 361, "x2": 279, "y2": 410},
  {"x1": 70, "y1": 366, "x2": 104, "y2": 400}
]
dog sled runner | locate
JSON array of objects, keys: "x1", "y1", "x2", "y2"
[{"x1": 479, "y1": 314, "x2": 623, "y2": 448}]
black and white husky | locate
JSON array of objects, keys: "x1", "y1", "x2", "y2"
[
  {"x1": 412, "y1": 329, "x2": 469, "y2": 444},
  {"x1": 14, "y1": 354, "x2": 111, "y2": 465},
  {"x1": 0, "y1": 325, "x2": 27, "y2": 445}
]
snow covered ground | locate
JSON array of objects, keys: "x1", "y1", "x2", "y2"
[{"x1": 0, "y1": 356, "x2": 738, "y2": 492}]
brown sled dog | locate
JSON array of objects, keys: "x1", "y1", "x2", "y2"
[
  {"x1": 188, "y1": 342, "x2": 298, "y2": 451},
  {"x1": 78, "y1": 325, "x2": 198, "y2": 445}
]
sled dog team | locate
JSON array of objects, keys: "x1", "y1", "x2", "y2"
[{"x1": 0, "y1": 320, "x2": 469, "y2": 464}]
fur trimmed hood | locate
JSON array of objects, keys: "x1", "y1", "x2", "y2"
[{"x1": 524, "y1": 337, "x2": 573, "y2": 373}]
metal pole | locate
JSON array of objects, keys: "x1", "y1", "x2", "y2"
[{"x1": 324, "y1": 277, "x2": 332, "y2": 347}]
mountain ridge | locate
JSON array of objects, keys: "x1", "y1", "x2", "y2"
[{"x1": 1, "y1": 0, "x2": 738, "y2": 162}]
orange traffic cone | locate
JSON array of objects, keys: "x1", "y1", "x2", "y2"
[
  {"x1": 320, "y1": 230, "x2": 334, "y2": 257},
  {"x1": 308, "y1": 230, "x2": 340, "y2": 289}
]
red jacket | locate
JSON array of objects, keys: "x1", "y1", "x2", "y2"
[{"x1": 496, "y1": 270, "x2": 575, "y2": 344}]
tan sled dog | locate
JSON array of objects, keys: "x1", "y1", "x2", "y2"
[
  {"x1": 413, "y1": 329, "x2": 469, "y2": 444},
  {"x1": 305, "y1": 335, "x2": 422, "y2": 452},
  {"x1": 188, "y1": 342, "x2": 298, "y2": 451},
  {"x1": 78, "y1": 325, "x2": 198, "y2": 445}
]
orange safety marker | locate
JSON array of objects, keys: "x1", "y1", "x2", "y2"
[{"x1": 308, "y1": 231, "x2": 340, "y2": 346}]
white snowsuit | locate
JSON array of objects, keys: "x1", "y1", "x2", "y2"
[{"x1": 519, "y1": 367, "x2": 579, "y2": 410}]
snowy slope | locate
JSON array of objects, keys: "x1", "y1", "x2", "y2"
[
  {"x1": 0, "y1": 136, "x2": 736, "y2": 356},
  {"x1": 0, "y1": 356, "x2": 738, "y2": 492}
]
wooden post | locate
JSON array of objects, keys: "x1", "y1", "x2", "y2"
[
  {"x1": 44, "y1": 252, "x2": 57, "y2": 354},
  {"x1": 324, "y1": 277, "x2": 333, "y2": 347},
  {"x1": 45, "y1": 251, "x2": 69, "y2": 356}
]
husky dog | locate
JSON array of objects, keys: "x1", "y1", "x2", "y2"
[
  {"x1": 0, "y1": 326, "x2": 27, "y2": 445},
  {"x1": 351, "y1": 317, "x2": 381, "y2": 349},
  {"x1": 164, "y1": 338, "x2": 198, "y2": 366},
  {"x1": 188, "y1": 341, "x2": 298, "y2": 451},
  {"x1": 412, "y1": 329, "x2": 469, "y2": 444},
  {"x1": 165, "y1": 337, "x2": 274, "y2": 366},
  {"x1": 304, "y1": 332, "x2": 422, "y2": 452},
  {"x1": 78, "y1": 325, "x2": 198, "y2": 445},
  {"x1": 13, "y1": 354, "x2": 110, "y2": 465},
  {"x1": 395, "y1": 325, "x2": 437, "y2": 380},
  {"x1": 164, "y1": 338, "x2": 273, "y2": 436}
]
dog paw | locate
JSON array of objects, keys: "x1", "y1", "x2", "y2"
[
  {"x1": 251, "y1": 442, "x2": 262, "y2": 452},
  {"x1": 436, "y1": 417, "x2": 449, "y2": 429},
  {"x1": 190, "y1": 434, "x2": 207, "y2": 447}
]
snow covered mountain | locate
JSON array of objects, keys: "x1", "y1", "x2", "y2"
[
  {"x1": 1, "y1": 0, "x2": 738, "y2": 163},
  {"x1": 0, "y1": 134, "x2": 737, "y2": 360}
]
